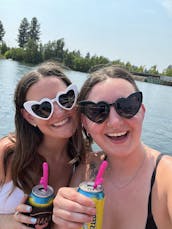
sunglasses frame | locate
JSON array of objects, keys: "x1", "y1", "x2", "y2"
[
  {"x1": 79, "y1": 91, "x2": 143, "y2": 124},
  {"x1": 23, "y1": 84, "x2": 78, "y2": 120}
]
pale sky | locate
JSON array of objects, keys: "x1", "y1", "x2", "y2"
[{"x1": 0, "y1": 0, "x2": 172, "y2": 72}]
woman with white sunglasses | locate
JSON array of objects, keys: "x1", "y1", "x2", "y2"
[
  {"x1": 0, "y1": 61, "x2": 87, "y2": 228},
  {"x1": 52, "y1": 65, "x2": 172, "y2": 229}
]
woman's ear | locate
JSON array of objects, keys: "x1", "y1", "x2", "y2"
[
  {"x1": 140, "y1": 104, "x2": 146, "y2": 120},
  {"x1": 21, "y1": 108, "x2": 37, "y2": 127},
  {"x1": 141, "y1": 103, "x2": 146, "y2": 113}
]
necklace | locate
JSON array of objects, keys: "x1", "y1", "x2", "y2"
[{"x1": 106, "y1": 152, "x2": 146, "y2": 190}]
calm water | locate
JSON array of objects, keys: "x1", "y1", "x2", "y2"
[{"x1": 0, "y1": 59, "x2": 172, "y2": 154}]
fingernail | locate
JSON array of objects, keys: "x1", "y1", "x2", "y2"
[
  {"x1": 31, "y1": 217, "x2": 37, "y2": 224},
  {"x1": 88, "y1": 215, "x2": 95, "y2": 223},
  {"x1": 26, "y1": 206, "x2": 32, "y2": 212},
  {"x1": 91, "y1": 215, "x2": 96, "y2": 222}
]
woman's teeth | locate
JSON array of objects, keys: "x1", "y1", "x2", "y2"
[
  {"x1": 52, "y1": 118, "x2": 69, "y2": 127},
  {"x1": 107, "y1": 131, "x2": 127, "y2": 137}
]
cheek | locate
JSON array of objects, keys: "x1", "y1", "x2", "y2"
[
  {"x1": 129, "y1": 111, "x2": 144, "y2": 132},
  {"x1": 84, "y1": 119, "x2": 105, "y2": 136},
  {"x1": 35, "y1": 120, "x2": 47, "y2": 128},
  {"x1": 71, "y1": 108, "x2": 78, "y2": 120}
]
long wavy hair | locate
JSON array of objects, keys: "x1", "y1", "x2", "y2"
[{"x1": 3, "y1": 61, "x2": 85, "y2": 194}]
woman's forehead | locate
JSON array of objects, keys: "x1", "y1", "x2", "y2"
[
  {"x1": 26, "y1": 77, "x2": 67, "y2": 100},
  {"x1": 87, "y1": 78, "x2": 135, "y2": 100}
]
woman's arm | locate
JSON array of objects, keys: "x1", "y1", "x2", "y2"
[
  {"x1": 0, "y1": 213, "x2": 36, "y2": 229},
  {"x1": 0, "y1": 214, "x2": 20, "y2": 229}
]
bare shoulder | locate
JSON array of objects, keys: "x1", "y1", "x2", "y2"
[
  {"x1": 155, "y1": 153, "x2": 172, "y2": 190},
  {"x1": 0, "y1": 137, "x2": 10, "y2": 157},
  {"x1": 157, "y1": 153, "x2": 172, "y2": 170},
  {"x1": 145, "y1": 145, "x2": 172, "y2": 184},
  {"x1": 0, "y1": 135, "x2": 15, "y2": 182},
  {"x1": 155, "y1": 154, "x2": 172, "y2": 225},
  {"x1": 145, "y1": 145, "x2": 172, "y2": 166},
  {"x1": 0, "y1": 135, "x2": 15, "y2": 156}
]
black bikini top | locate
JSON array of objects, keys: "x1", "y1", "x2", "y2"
[{"x1": 145, "y1": 154, "x2": 165, "y2": 229}]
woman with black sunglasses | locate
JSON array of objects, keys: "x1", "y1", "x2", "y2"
[
  {"x1": 0, "y1": 61, "x2": 87, "y2": 228},
  {"x1": 52, "y1": 65, "x2": 172, "y2": 229}
]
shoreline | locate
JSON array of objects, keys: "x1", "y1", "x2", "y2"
[{"x1": 132, "y1": 74, "x2": 172, "y2": 87}]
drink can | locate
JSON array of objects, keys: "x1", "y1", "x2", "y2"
[
  {"x1": 25, "y1": 184, "x2": 54, "y2": 229},
  {"x1": 78, "y1": 181, "x2": 104, "y2": 229}
]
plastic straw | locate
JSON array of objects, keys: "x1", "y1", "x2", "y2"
[
  {"x1": 40, "y1": 162, "x2": 48, "y2": 191},
  {"x1": 94, "y1": 160, "x2": 108, "y2": 189}
]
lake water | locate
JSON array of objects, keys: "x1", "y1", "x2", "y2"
[{"x1": 0, "y1": 59, "x2": 172, "y2": 154}]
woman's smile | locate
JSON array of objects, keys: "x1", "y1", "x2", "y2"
[{"x1": 51, "y1": 117, "x2": 69, "y2": 127}]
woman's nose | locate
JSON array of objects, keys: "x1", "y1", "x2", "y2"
[
  {"x1": 53, "y1": 102, "x2": 66, "y2": 116},
  {"x1": 106, "y1": 106, "x2": 123, "y2": 127}
]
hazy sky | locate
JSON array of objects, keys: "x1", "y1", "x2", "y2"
[{"x1": 0, "y1": 0, "x2": 172, "y2": 71}]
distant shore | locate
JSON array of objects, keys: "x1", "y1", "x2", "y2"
[{"x1": 132, "y1": 74, "x2": 172, "y2": 87}]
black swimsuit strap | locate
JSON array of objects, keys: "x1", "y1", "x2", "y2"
[
  {"x1": 148, "y1": 154, "x2": 164, "y2": 212},
  {"x1": 145, "y1": 153, "x2": 165, "y2": 228}
]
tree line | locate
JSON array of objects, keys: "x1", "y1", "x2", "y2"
[{"x1": 0, "y1": 17, "x2": 172, "y2": 76}]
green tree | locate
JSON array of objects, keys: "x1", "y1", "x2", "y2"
[
  {"x1": 43, "y1": 41, "x2": 56, "y2": 60},
  {"x1": 24, "y1": 39, "x2": 42, "y2": 64},
  {"x1": 4, "y1": 48, "x2": 25, "y2": 61},
  {"x1": 17, "y1": 18, "x2": 30, "y2": 48},
  {"x1": 148, "y1": 65, "x2": 159, "y2": 75},
  {"x1": 162, "y1": 65, "x2": 172, "y2": 76},
  {"x1": 55, "y1": 38, "x2": 65, "y2": 62},
  {"x1": 0, "y1": 20, "x2": 5, "y2": 43},
  {"x1": 29, "y1": 17, "x2": 40, "y2": 42},
  {"x1": 0, "y1": 42, "x2": 9, "y2": 54},
  {"x1": 73, "y1": 56, "x2": 91, "y2": 72},
  {"x1": 85, "y1": 52, "x2": 90, "y2": 59},
  {"x1": 90, "y1": 55, "x2": 109, "y2": 67},
  {"x1": 43, "y1": 38, "x2": 65, "y2": 61},
  {"x1": 63, "y1": 50, "x2": 75, "y2": 68}
]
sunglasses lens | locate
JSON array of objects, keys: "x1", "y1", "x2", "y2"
[
  {"x1": 80, "y1": 102, "x2": 109, "y2": 123},
  {"x1": 115, "y1": 92, "x2": 142, "y2": 118},
  {"x1": 59, "y1": 89, "x2": 75, "y2": 109},
  {"x1": 31, "y1": 101, "x2": 52, "y2": 118}
]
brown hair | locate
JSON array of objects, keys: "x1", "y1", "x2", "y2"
[{"x1": 78, "y1": 65, "x2": 140, "y2": 102}]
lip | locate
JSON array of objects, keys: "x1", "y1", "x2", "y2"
[
  {"x1": 51, "y1": 117, "x2": 69, "y2": 127},
  {"x1": 105, "y1": 131, "x2": 129, "y2": 142}
]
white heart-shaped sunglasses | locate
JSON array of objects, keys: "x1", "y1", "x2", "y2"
[{"x1": 23, "y1": 84, "x2": 78, "y2": 120}]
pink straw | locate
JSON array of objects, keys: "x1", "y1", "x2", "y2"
[
  {"x1": 94, "y1": 160, "x2": 108, "y2": 189},
  {"x1": 40, "y1": 162, "x2": 48, "y2": 191}
]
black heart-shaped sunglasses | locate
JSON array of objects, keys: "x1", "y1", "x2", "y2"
[{"x1": 79, "y1": 91, "x2": 143, "y2": 124}]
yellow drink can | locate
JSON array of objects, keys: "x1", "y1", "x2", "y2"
[{"x1": 78, "y1": 181, "x2": 104, "y2": 229}]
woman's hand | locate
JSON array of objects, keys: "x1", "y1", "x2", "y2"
[
  {"x1": 13, "y1": 195, "x2": 37, "y2": 227},
  {"x1": 52, "y1": 187, "x2": 96, "y2": 229}
]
